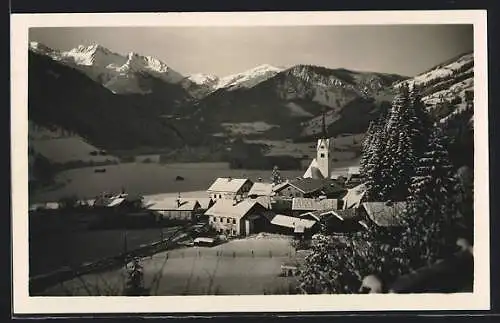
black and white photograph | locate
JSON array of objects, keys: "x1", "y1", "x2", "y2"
[{"x1": 11, "y1": 10, "x2": 489, "y2": 314}]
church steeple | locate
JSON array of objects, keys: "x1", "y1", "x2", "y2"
[{"x1": 321, "y1": 108, "x2": 328, "y2": 139}]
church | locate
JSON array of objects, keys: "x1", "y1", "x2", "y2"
[{"x1": 303, "y1": 112, "x2": 336, "y2": 179}]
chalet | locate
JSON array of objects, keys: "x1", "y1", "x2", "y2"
[
  {"x1": 291, "y1": 197, "x2": 339, "y2": 217},
  {"x1": 207, "y1": 177, "x2": 253, "y2": 201},
  {"x1": 273, "y1": 178, "x2": 346, "y2": 200},
  {"x1": 148, "y1": 198, "x2": 202, "y2": 222},
  {"x1": 205, "y1": 200, "x2": 273, "y2": 237},
  {"x1": 360, "y1": 201, "x2": 407, "y2": 228}
]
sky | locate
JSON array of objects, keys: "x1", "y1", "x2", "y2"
[{"x1": 29, "y1": 25, "x2": 473, "y2": 77}]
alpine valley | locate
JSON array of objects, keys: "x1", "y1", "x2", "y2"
[{"x1": 28, "y1": 41, "x2": 474, "y2": 166}]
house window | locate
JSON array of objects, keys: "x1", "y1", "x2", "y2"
[
  {"x1": 220, "y1": 217, "x2": 224, "y2": 222},
  {"x1": 233, "y1": 219, "x2": 236, "y2": 224},
  {"x1": 320, "y1": 153, "x2": 325, "y2": 158},
  {"x1": 227, "y1": 218, "x2": 230, "y2": 224},
  {"x1": 232, "y1": 230, "x2": 237, "y2": 236},
  {"x1": 219, "y1": 194, "x2": 222, "y2": 199}
]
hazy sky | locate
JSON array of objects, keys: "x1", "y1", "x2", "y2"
[{"x1": 30, "y1": 25, "x2": 473, "y2": 77}]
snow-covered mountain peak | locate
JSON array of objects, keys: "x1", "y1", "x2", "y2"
[
  {"x1": 29, "y1": 41, "x2": 56, "y2": 55},
  {"x1": 187, "y1": 73, "x2": 220, "y2": 86},
  {"x1": 395, "y1": 51, "x2": 473, "y2": 88},
  {"x1": 216, "y1": 64, "x2": 285, "y2": 90}
]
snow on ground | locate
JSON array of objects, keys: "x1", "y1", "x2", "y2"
[
  {"x1": 40, "y1": 235, "x2": 306, "y2": 296},
  {"x1": 32, "y1": 137, "x2": 119, "y2": 164},
  {"x1": 285, "y1": 102, "x2": 314, "y2": 117},
  {"x1": 30, "y1": 162, "x2": 305, "y2": 203},
  {"x1": 300, "y1": 110, "x2": 342, "y2": 137},
  {"x1": 221, "y1": 122, "x2": 280, "y2": 135},
  {"x1": 423, "y1": 77, "x2": 474, "y2": 106},
  {"x1": 216, "y1": 64, "x2": 284, "y2": 90}
]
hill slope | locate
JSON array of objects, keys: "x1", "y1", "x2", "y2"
[
  {"x1": 28, "y1": 51, "x2": 195, "y2": 152},
  {"x1": 182, "y1": 64, "x2": 407, "y2": 141}
]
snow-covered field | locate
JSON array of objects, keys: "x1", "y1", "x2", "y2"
[
  {"x1": 285, "y1": 102, "x2": 314, "y2": 117},
  {"x1": 30, "y1": 162, "x2": 305, "y2": 203},
  {"x1": 29, "y1": 122, "x2": 120, "y2": 164},
  {"x1": 32, "y1": 137, "x2": 119, "y2": 164},
  {"x1": 221, "y1": 122, "x2": 280, "y2": 135},
  {"x1": 246, "y1": 133, "x2": 364, "y2": 160},
  {"x1": 39, "y1": 234, "x2": 309, "y2": 296}
]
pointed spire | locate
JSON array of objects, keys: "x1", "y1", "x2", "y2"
[{"x1": 321, "y1": 108, "x2": 328, "y2": 139}]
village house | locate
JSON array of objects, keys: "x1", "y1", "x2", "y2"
[
  {"x1": 291, "y1": 197, "x2": 339, "y2": 217},
  {"x1": 205, "y1": 199, "x2": 273, "y2": 237},
  {"x1": 300, "y1": 208, "x2": 363, "y2": 233},
  {"x1": 358, "y1": 201, "x2": 408, "y2": 230},
  {"x1": 268, "y1": 214, "x2": 318, "y2": 237},
  {"x1": 148, "y1": 197, "x2": 203, "y2": 222},
  {"x1": 207, "y1": 177, "x2": 253, "y2": 201},
  {"x1": 272, "y1": 178, "x2": 346, "y2": 200}
]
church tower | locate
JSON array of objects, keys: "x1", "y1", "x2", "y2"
[{"x1": 316, "y1": 110, "x2": 333, "y2": 178}]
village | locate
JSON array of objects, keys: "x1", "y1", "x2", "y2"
[{"x1": 28, "y1": 125, "x2": 474, "y2": 296}]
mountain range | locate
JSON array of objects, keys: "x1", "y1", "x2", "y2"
[{"x1": 28, "y1": 41, "x2": 474, "y2": 158}]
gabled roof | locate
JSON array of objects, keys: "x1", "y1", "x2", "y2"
[
  {"x1": 106, "y1": 197, "x2": 127, "y2": 207},
  {"x1": 342, "y1": 183, "x2": 367, "y2": 209},
  {"x1": 148, "y1": 199, "x2": 200, "y2": 211},
  {"x1": 270, "y1": 214, "x2": 317, "y2": 230},
  {"x1": 292, "y1": 198, "x2": 338, "y2": 211},
  {"x1": 195, "y1": 198, "x2": 213, "y2": 209},
  {"x1": 300, "y1": 208, "x2": 358, "y2": 222},
  {"x1": 248, "y1": 182, "x2": 273, "y2": 196},
  {"x1": 205, "y1": 199, "x2": 264, "y2": 219},
  {"x1": 362, "y1": 201, "x2": 407, "y2": 227},
  {"x1": 252, "y1": 196, "x2": 271, "y2": 209},
  {"x1": 272, "y1": 180, "x2": 291, "y2": 193},
  {"x1": 289, "y1": 178, "x2": 345, "y2": 195},
  {"x1": 207, "y1": 177, "x2": 252, "y2": 193},
  {"x1": 303, "y1": 158, "x2": 319, "y2": 179}
]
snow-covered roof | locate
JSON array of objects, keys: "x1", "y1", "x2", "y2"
[
  {"x1": 342, "y1": 183, "x2": 367, "y2": 209},
  {"x1": 106, "y1": 197, "x2": 126, "y2": 207},
  {"x1": 205, "y1": 199, "x2": 264, "y2": 219},
  {"x1": 194, "y1": 237, "x2": 215, "y2": 244},
  {"x1": 148, "y1": 199, "x2": 200, "y2": 211},
  {"x1": 292, "y1": 198, "x2": 338, "y2": 211},
  {"x1": 300, "y1": 208, "x2": 358, "y2": 222},
  {"x1": 270, "y1": 214, "x2": 316, "y2": 230},
  {"x1": 250, "y1": 196, "x2": 272, "y2": 209},
  {"x1": 272, "y1": 180, "x2": 291, "y2": 192},
  {"x1": 362, "y1": 201, "x2": 407, "y2": 227},
  {"x1": 303, "y1": 158, "x2": 319, "y2": 179},
  {"x1": 248, "y1": 182, "x2": 273, "y2": 196},
  {"x1": 207, "y1": 177, "x2": 252, "y2": 194}
]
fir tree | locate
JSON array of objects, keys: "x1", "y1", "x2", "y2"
[
  {"x1": 399, "y1": 127, "x2": 460, "y2": 269},
  {"x1": 271, "y1": 165, "x2": 283, "y2": 185},
  {"x1": 298, "y1": 221, "x2": 407, "y2": 294},
  {"x1": 378, "y1": 84, "x2": 415, "y2": 201}
]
